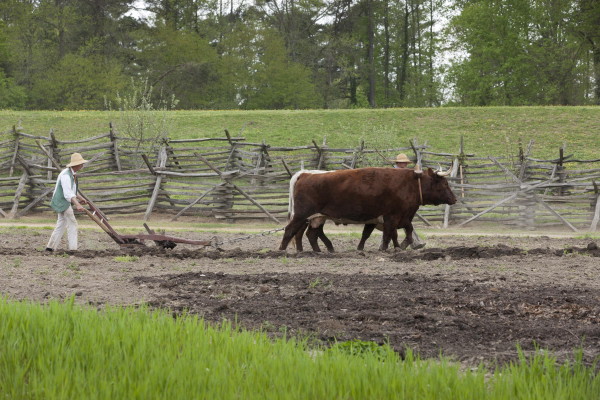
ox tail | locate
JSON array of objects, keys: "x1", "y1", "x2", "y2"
[
  {"x1": 287, "y1": 171, "x2": 304, "y2": 222},
  {"x1": 287, "y1": 170, "x2": 308, "y2": 251}
]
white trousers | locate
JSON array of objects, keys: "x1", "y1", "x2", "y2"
[{"x1": 47, "y1": 206, "x2": 78, "y2": 250}]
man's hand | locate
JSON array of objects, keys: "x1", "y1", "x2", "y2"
[{"x1": 72, "y1": 198, "x2": 85, "y2": 212}]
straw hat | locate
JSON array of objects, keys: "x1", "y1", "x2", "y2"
[
  {"x1": 66, "y1": 153, "x2": 88, "y2": 167},
  {"x1": 392, "y1": 153, "x2": 411, "y2": 164}
]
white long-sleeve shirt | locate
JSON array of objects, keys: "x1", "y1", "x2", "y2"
[{"x1": 55, "y1": 168, "x2": 77, "y2": 202}]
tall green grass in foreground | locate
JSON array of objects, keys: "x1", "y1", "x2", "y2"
[{"x1": 1, "y1": 298, "x2": 598, "y2": 400}]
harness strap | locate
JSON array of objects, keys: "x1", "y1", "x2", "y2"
[{"x1": 418, "y1": 177, "x2": 424, "y2": 205}]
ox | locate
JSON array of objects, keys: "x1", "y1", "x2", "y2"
[
  {"x1": 280, "y1": 167, "x2": 457, "y2": 252},
  {"x1": 285, "y1": 170, "x2": 335, "y2": 252},
  {"x1": 289, "y1": 170, "x2": 423, "y2": 252}
]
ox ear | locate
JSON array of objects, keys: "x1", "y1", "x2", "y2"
[{"x1": 425, "y1": 167, "x2": 435, "y2": 177}]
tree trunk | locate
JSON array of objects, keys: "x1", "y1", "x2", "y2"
[
  {"x1": 367, "y1": 0, "x2": 376, "y2": 107},
  {"x1": 397, "y1": 1, "x2": 410, "y2": 102},
  {"x1": 428, "y1": 0, "x2": 435, "y2": 106},
  {"x1": 56, "y1": 0, "x2": 66, "y2": 58},
  {"x1": 594, "y1": 46, "x2": 600, "y2": 104},
  {"x1": 350, "y1": 76, "x2": 358, "y2": 106},
  {"x1": 383, "y1": 0, "x2": 390, "y2": 102}
]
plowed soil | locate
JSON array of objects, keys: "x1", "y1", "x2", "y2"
[{"x1": 1, "y1": 223, "x2": 599, "y2": 367}]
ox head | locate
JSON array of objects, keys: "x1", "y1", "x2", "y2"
[{"x1": 423, "y1": 167, "x2": 457, "y2": 206}]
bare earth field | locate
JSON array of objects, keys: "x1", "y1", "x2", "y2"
[{"x1": 1, "y1": 221, "x2": 599, "y2": 368}]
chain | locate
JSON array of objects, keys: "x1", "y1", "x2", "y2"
[{"x1": 212, "y1": 227, "x2": 285, "y2": 247}]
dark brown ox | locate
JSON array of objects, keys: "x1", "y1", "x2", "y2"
[{"x1": 280, "y1": 167, "x2": 457, "y2": 251}]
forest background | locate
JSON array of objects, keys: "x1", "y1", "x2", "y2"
[{"x1": 0, "y1": 0, "x2": 599, "y2": 111}]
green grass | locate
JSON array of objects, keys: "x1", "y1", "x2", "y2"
[
  {"x1": 574, "y1": 233, "x2": 600, "y2": 240},
  {"x1": 0, "y1": 213, "x2": 281, "y2": 232},
  {"x1": 1, "y1": 298, "x2": 599, "y2": 400},
  {"x1": 1, "y1": 107, "x2": 599, "y2": 160},
  {"x1": 113, "y1": 255, "x2": 139, "y2": 262}
]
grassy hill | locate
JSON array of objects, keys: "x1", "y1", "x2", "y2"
[{"x1": 1, "y1": 107, "x2": 599, "y2": 160}]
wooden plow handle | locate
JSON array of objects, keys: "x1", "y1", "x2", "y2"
[{"x1": 81, "y1": 207, "x2": 125, "y2": 245}]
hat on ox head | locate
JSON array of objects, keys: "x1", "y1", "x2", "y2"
[
  {"x1": 66, "y1": 153, "x2": 88, "y2": 168},
  {"x1": 392, "y1": 153, "x2": 411, "y2": 164}
]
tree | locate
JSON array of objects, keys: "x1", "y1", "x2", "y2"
[
  {"x1": 448, "y1": 0, "x2": 591, "y2": 106},
  {"x1": 228, "y1": 26, "x2": 321, "y2": 109},
  {"x1": 0, "y1": 0, "x2": 137, "y2": 109},
  {"x1": 315, "y1": 0, "x2": 371, "y2": 108},
  {"x1": 133, "y1": 26, "x2": 222, "y2": 109},
  {"x1": 30, "y1": 54, "x2": 126, "y2": 109},
  {"x1": 574, "y1": 0, "x2": 600, "y2": 103},
  {"x1": 0, "y1": 70, "x2": 27, "y2": 109}
]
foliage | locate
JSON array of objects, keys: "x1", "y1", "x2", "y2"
[
  {"x1": 106, "y1": 77, "x2": 179, "y2": 153},
  {"x1": 113, "y1": 255, "x2": 139, "y2": 262},
  {"x1": 0, "y1": 69, "x2": 26, "y2": 109},
  {"x1": 134, "y1": 26, "x2": 223, "y2": 109},
  {"x1": 329, "y1": 339, "x2": 395, "y2": 361},
  {"x1": 1, "y1": 298, "x2": 600, "y2": 399},
  {"x1": 239, "y1": 28, "x2": 322, "y2": 109},
  {"x1": 0, "y1": 22, "x2": 26, "y2": 109},
  {"x1": 0, "y1": 0, "x2": 598, "y2": 109},
  {"x1": 30, "y1": 54, "x2": 127, "y2": 110},
  {"x1": 447, "y1": 0, "x2": 594, "y2": 106}
]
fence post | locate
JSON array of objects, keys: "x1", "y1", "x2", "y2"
[
  {"x1": 312, "y1": 137, "x2": 327, "y2": 170},
  {"x1": 50, "y1": 129, "x2": 60, "y2": 168},
  {"x1": 9, "y1": 125, "x2": 20, "y2": 177},
  {"x1": 410, "y1": 138, "x2": 422, "y2": 167},
  {"x1": 212, "y1": 183, "x2": 235, "y2": 222},
  {"x1": 590, "y1": 181, "x2": 600, "y2": 231},
  {"x1": 516, "y1": 140, "x2": 535, "y2": 230},
  {"x1": 444, "y1": 157, "x2": 460, "y2": 228},
  {"x1": 350, "y1": 140, "x2": 364, "y2": 168},
  {"x1": 557, "y1": 145, "x2": 567, "y2": 196},
  {"x1": 109, "y1": 122, "x2": 122, "y2": 171},
  {"x1": 252, "y1": 140, "x2": 271, "y2": 186},
  {"x1": 46, "y1": 130, "x2": 53, "y2": 180},
  {"x1": 224, "y1": 130, "x2": 241, "y2": 171},
  {"x1": 518, "y1": 192, "x2": 536, "y2": 230},
  {"x1": 9, "y1": 172, "x2": 28, "y2": 218},
  {"x1": 260, "y1": 140, "x2": 272, "y2": 173},
  {"x1": 458, "y1": 136, "x2": 467, "y2": 198},
  {"x1": 518, "y1": 140, "x2": 534, "y2": 181},
  {"x1": 143, "y1": 146, "x2": 168, "y2": 221}
]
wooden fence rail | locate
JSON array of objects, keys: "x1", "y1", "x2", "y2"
[{"x1": 1, "y1": 124, "x2": 599, "y2": 231}]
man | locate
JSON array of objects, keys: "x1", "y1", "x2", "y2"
[
  {"x1": 45, "y1": 153, "x2": 88, "y2": 252},
  {"x1": 389, "y1": 153, "x2": 426, "y2": 249},
  {"x1": 393, "y1": 153, "x2": 411, "y2": 168}
]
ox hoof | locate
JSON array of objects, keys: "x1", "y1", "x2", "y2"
[{"x1": 411, "y1": 243, "x2": 426, "y2": 250}]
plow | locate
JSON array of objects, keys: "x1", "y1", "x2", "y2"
[
  {"x1": 80, "y1": 193, "x2": 284, "y2": 250},
  {"x1": 81, "y1": 194, "x2": 217, "y2": 249}
]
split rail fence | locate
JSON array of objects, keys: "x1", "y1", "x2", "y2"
[{"x1": 1, "y1": 124, "x2": 599, "y2": 232}]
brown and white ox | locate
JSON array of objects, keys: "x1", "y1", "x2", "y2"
[{"x1": 279, "y1": 167, "x2": 457, "y2": 252}]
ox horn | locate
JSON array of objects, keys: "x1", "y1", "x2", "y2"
[{"x1": 435, "y1": 163, "x2": 452, "y2": 177}]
